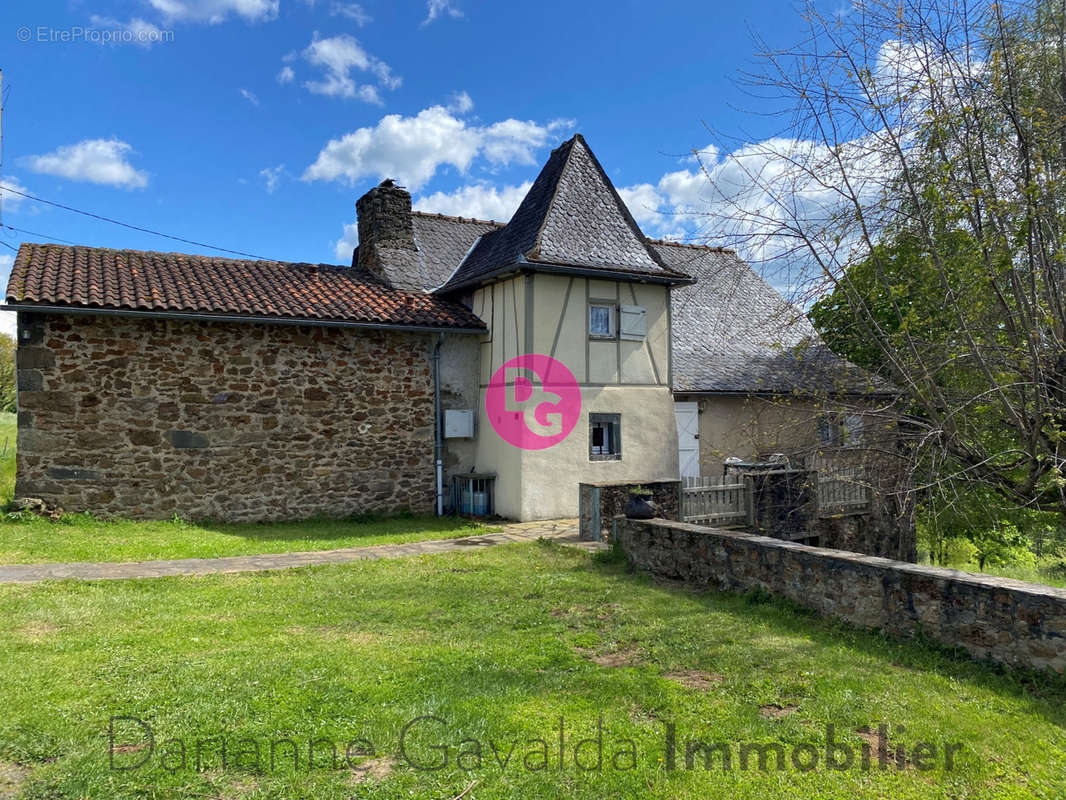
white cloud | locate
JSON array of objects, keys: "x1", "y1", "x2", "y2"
[
  {"x1": 446, "y1": 91, "x2": 473, "y2": 114},
  {"x1": 23, "y1": 139, "x2": 148, "y2": 189},
  {"x1": 424, "y1": 0, "x2": 462, "y2": 24},
  {"x1": 303, "y1": 104, "x2": 570, "y2": 191},
  {"x1": 299, "y1": 33, "x2": 400, "y2": 103},
  {"x1": 480, "y1": 119, "x2": 572, "y2": 166},
  {"x1": 305, "y1": 106, "x2": 476, "y2": 190},
  {"x1": 330, "y1": 1, "x2": 371, "y2": 24},
  {"x1": 277, "y1": 65, "x2": 295, "y2": 84},
  {"x1": 0, "y1": 255, "x2": 13, "y2": 339},
  {"x1": 87, "y1": 15, "x2": 171, "y2": 47},
  {"x1": 239, "y1": 88, "x2": 259, "y2": 106},
  {"x1": 0, "y1": 178, "x2": 29, "y2": 213},
  {"x1": 632, "y1": 135, "x2": 895, "y2": 272},
  {"x1": 414, "y1": 182, "x2": 532, "y2": 221},
  {"x1": 260, "y1": 164, "x2": 285, "y2": 193},
  {"x1": 617, "y1": 183, "x2": 665, "y2": 227},
  {"x1": 333, "y1": 222, "x2": 359, "y2": 262},
  {"x1": 147, "y1": 0, "x2": 278, "y2": 24}
]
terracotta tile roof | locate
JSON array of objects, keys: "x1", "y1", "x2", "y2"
[
  {"x1": 5, "y1": 243, "x2": 486, "y2": 331},
  {"x1": 439, "y1": 135, "x2": 690, "y2": 292}
]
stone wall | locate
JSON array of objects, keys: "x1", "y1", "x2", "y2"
[
  {"x1": 615, "y1": 518, "x2": 1066, "y2": 674},
  {"x1": 16, "y1": 312, "x2": 440, "y2": 521},
  {"x1": 578, "y1": 480, "x2": 681, "y2": 542},
  {"x1": 816, "y1": 508, "x2": 917, "y2": 562},
  {"x1": 744, "y1": 468, "x2": 917, "y2": 561},
  {"x1": 743, "y1": 469, "x2": 816, "y2": 541}
]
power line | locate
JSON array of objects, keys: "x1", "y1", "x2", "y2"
[
  {"x1": 0, "y1": 186, "x2": 274, "y2": 261},
  {"x1": 0, "y1": 239, "x2": 15, "y2": 253},
  {"x1": 2, "y1": 224, "x2": 79, "y2": 246}
]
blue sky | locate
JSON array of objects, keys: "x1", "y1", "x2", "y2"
[{"x1": 0, "y1": 0, "x2": 848, "y2": 336}]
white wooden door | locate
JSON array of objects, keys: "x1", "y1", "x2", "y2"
[{"x1": 674, "y1": 401, "x2": 700, "y2": 479}]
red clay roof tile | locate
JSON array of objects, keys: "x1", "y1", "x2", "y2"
[{"x1": 5, "y1": 243, "x2": 486, "y2": 331}]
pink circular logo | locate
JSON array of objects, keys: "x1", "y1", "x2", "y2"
[{"x1": 485, "y1": 354, "x2": 582, "y2": 450}]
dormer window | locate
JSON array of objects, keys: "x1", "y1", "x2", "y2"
[{"x1": 589, "y1": 303, "x2": 615, "y2": 338}]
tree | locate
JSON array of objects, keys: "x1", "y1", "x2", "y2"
[
  {"x1": 0, "y1": 333, "x2": 15, "y2": 414},
  {"x1": 702, "y1": 0, "x2": 1066, "y2": 520}
]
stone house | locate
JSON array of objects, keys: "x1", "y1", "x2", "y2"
[{"x1": 3, "y1": 134, "x2": 904, "y2": 533}]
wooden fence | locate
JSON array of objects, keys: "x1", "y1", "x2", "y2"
[
  {"x1": 816, "y1": 465, "x2": 871, "y2": 516},
  {"x1": 681, "y1": 468, "x2": 871, "y2": 524},
  {"x1": 681, "y1": 476, "x2": 750, "y2": 526}
]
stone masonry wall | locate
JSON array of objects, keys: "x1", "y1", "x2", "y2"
[
  {"x1": 578, "y1": 480, "x2": 681, "y2": 542},
  {"x1": 16, "y1": 312, "x2": 439, "y2": 521},
  {"x1": 615, "y1": 518, "x2": 1066, "y2": 674}
]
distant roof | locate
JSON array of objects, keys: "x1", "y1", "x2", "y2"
[
  {"x1": 5, "y1": 243, "x2": 486, "y2": 332},
  {"x1": 659, "y1": 242, "x2": 890, "y2": 395},
  {"x1": 439, "y1": 135, "x2": 690, "y2": 292}
]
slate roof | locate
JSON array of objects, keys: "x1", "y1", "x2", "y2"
[
  {"x1": 5, "y1": 243, "x2": 486, "y2": 331},
  {"x1": 658, "y1": 242, "x2": 890, "y2": 395},
  {"x1": 438, "y1": 135, "x2": 690, "y2": 292},
  {"x1": 344, "y1": 212, "x2": 503, "y2": 293},
  {"x1": 412, "y1": 212, "x2": 502, "y2": 290}
]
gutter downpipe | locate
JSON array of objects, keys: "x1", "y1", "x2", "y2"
[{"x1": 433, "y1": 333, "x2": 444, "y2": 516}]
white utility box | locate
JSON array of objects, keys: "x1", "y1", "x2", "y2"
[{"x1": 444, "y1": 409, "x2": 475, "y2": 438}]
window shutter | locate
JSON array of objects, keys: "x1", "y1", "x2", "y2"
[{"x1": 618, "y1": 304, "x2": 646, "y2": 340}]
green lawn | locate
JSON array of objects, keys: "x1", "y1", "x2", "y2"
[
  {"x1": 0, "y1": 413, "x2": 495, "y2": 564},
  {"x1": 957, "y1": 561, "x2": 1066, "y2": 590},
  {"x1": 1, "y1": 540, "x2": 1063, "y2": 799},
  {"x1": 0, "y1": 513, "x2": 496, "y2": 564}
]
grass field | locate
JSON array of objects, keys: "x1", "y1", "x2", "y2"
[
  {"x1": 0, "y1": 412, "x2": 497, "y2": 564},
  {"x1": 0, "y1": 540, "x2": 1063, "y2": 799},
  {"x1": 0, "y1": 513, "x2": 496, "y2": 564}
]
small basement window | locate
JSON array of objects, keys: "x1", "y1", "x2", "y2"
[
  {"x1": 589, "y1": 304, "x2": 615, "y2": 338},
  {"x1": 589, "y1": 413, "x2": 622, "y2": 460}
]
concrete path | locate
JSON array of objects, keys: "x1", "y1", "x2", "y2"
[{"x1": 0, "y1": 519, "x2": 602, "y2": 584}]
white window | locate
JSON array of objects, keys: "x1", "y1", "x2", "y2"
[
  {"x1": 619, "y1": 304, "x2": 646, "y2": 340},
  {"x1": 590, "y1": 413, "x2": 622, "y2": 460},
  {"x1": 588, "y1": 416, "x2": 622, "y2": 460},
  {"x1": 841, "y1": 414, "x2": 865, "y2": 447},
  {"x1": 589, "y1": 304, "x2": 614, "y2": 337},
  {"x1": 818, "y1": 413, "x2": 865, "y2": 447}
]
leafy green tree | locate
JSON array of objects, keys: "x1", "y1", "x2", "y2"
[
  {"x1": 708, "y1": 0, "x2": 1066, "y2": 522},
  {"x1": 0, "y1": 333, "x2": 15, "y2": 414}
]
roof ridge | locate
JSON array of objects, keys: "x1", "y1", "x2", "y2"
[
  {"x1": 646, "y1": 238, "x2": 736, "y2": 253},
  {"x1": 563, "y1": 135, "x2": 680, "y2": 275},
  {"x1": 18, "y1": 241, "x2": 351, "y2": 271},
  {"x1": 411, "y1": 210, "x2": 506, "y2": 227},
  {"x1": 7, "y1": 242, "x2": 486, "y2": 330},
  {"x1": 525, "y1": 136, "x2": 579, "y2": 262}
]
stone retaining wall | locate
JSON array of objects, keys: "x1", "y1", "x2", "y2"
[
  {"x1": 615, "y1": 517, "x2": 1066, "y2": 674},
  {"x1": 16, "y1": 312, "x2": 438, "y2": 521},
  {"x1": 578, "y1": 480, "x2": 681, "y2": 541}
]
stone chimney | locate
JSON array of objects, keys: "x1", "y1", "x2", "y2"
[{"x1": 355, "y1": 179, "x2": 417, "y2": 283}]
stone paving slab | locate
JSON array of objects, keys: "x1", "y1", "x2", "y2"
[{"x1": 0, "y1": 519, "x2": 603, "y2": 584}]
